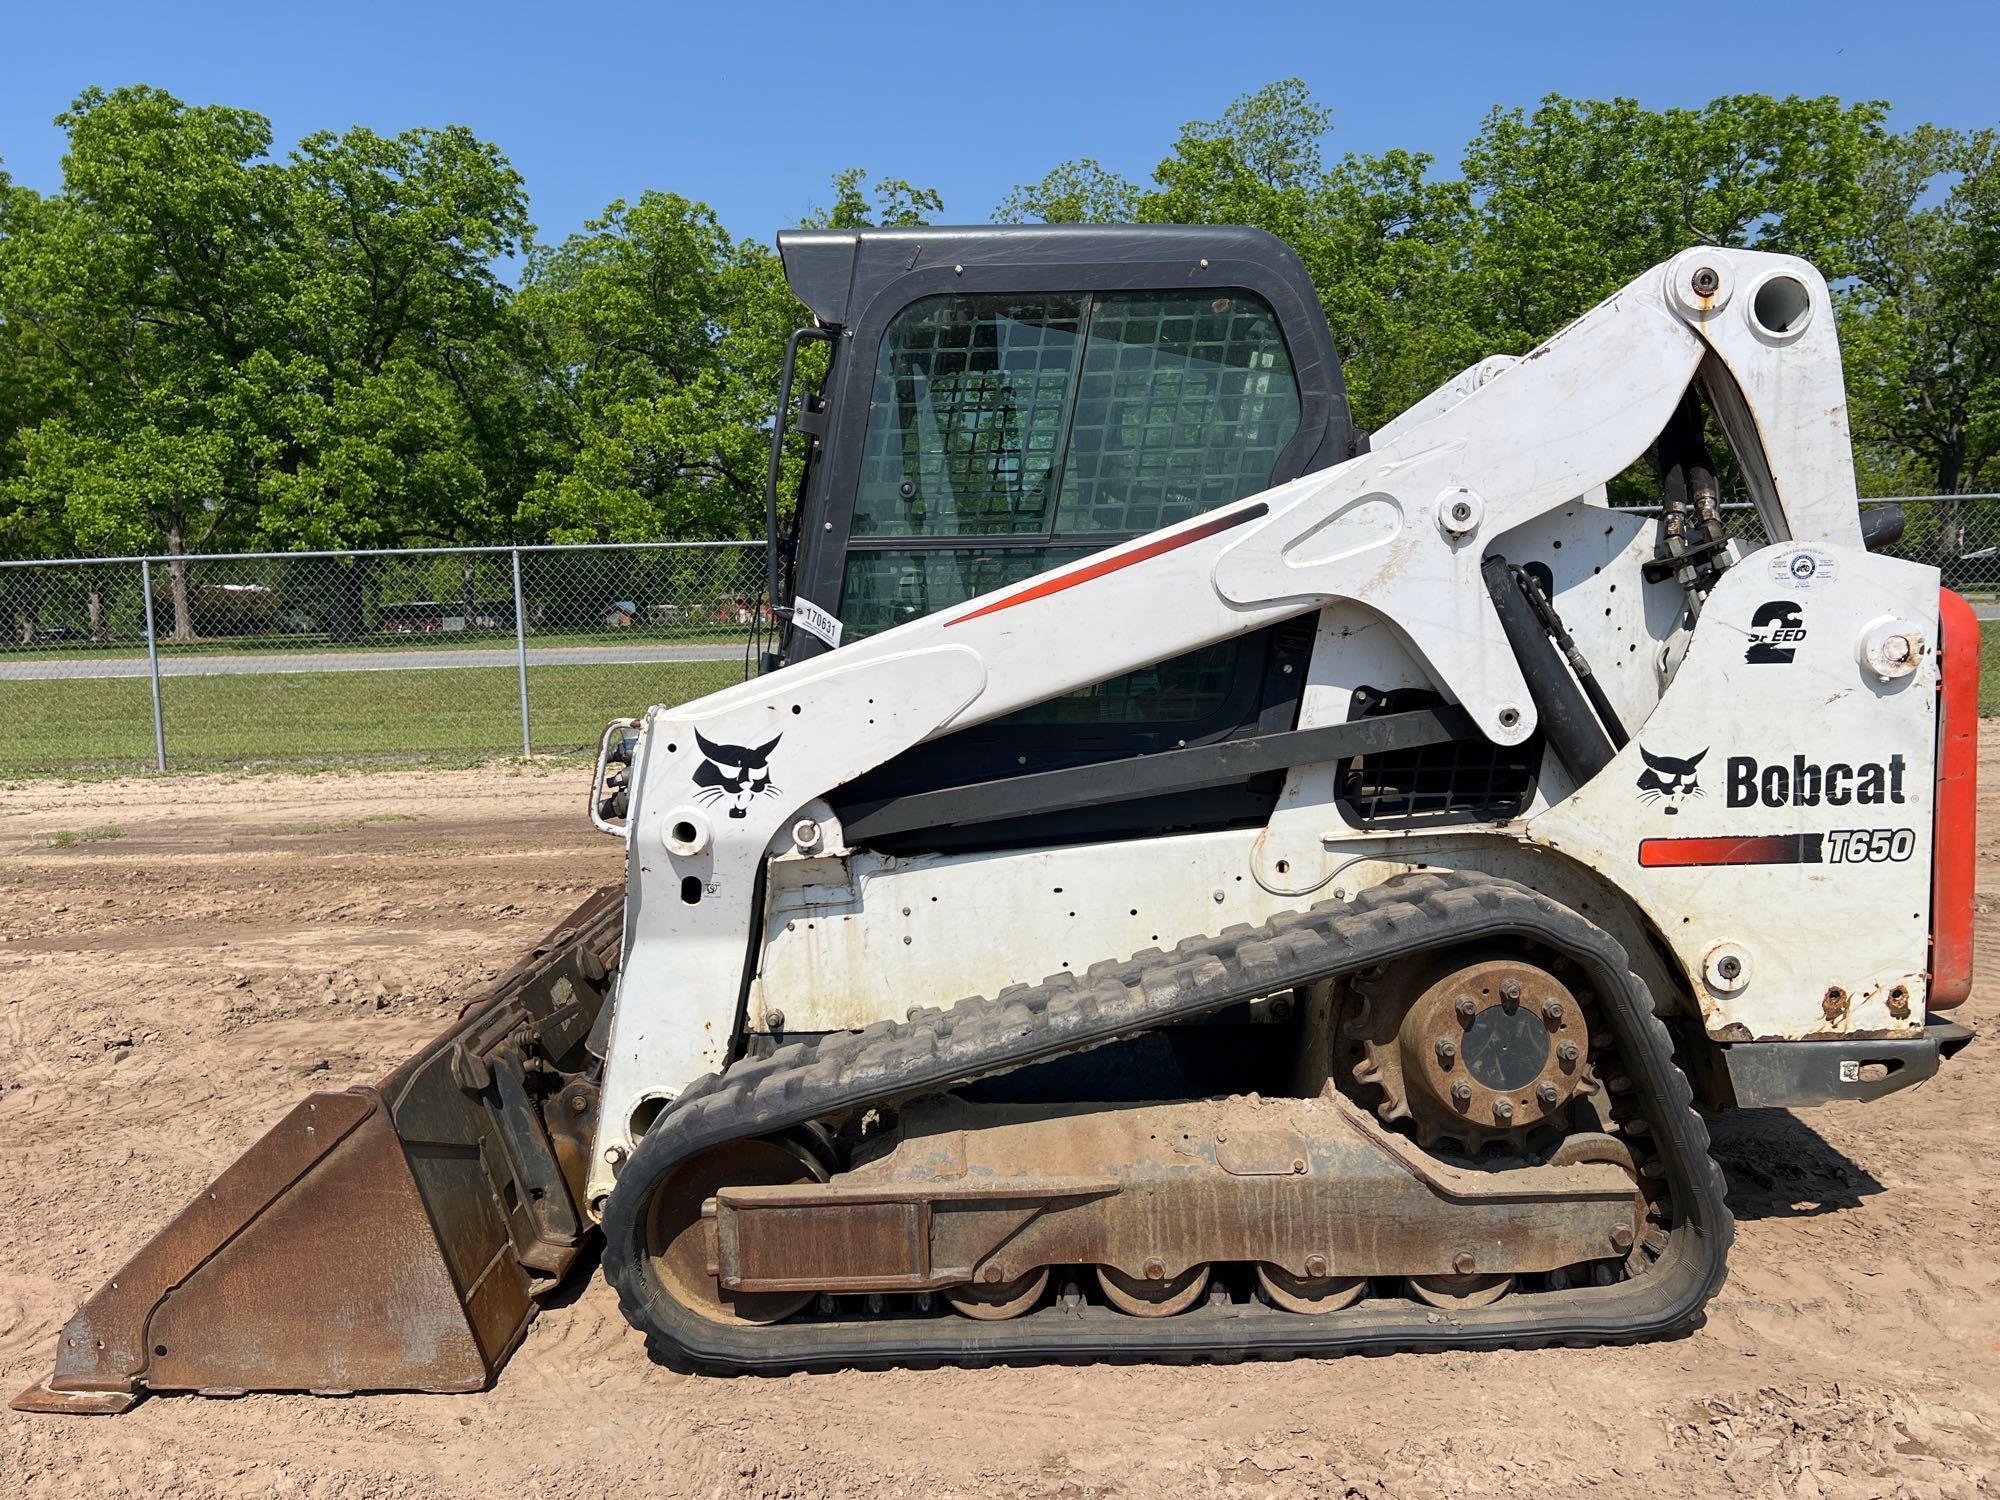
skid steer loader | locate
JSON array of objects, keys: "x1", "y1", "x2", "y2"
[{"x1": 17, "y1": 226, "x2": 1978, "y2": 1412}]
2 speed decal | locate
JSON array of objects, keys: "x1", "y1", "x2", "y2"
[{"x1": 1745, "y1": 600, "x2": 1806, "y2": 665}]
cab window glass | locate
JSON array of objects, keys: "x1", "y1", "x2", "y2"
[
  {"x1": 850, "y1": 289, "x2": 1298, "y2": 541},
  {"x1": 852, "y1": 296, "x2": 1084, "y2": 538},
  {"x1": 840, "y1": 286, "x2": 1300, "y2": 730},
  {"x1": 1055, "y1": 292, "x2": 1300, "y2": 534},
  {"x1": 839, "y1": 545, "x2": 1086, "y2": 638}
]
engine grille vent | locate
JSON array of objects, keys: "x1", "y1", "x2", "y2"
[{"x1": 1336, "y1": 688, "x2": 1541, "y2": 829}]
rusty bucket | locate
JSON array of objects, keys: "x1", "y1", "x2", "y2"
[{"x1": 13, "y1": 887, "x2": 622, "y2": 1415}]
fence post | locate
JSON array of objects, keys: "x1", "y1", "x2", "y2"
[
  {"x1": 511, "y1": 547, "x2": 531, "y2": 757},
  {"x1": 139, "y1": 559, "x2": 167, "y2": 772}
]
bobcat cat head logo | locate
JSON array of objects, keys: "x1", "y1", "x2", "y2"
[
  {"x1": 692, "y1": 731, "x2": 782, "y2": 818},
  {"x1": 1636, "y1": 746, "x2": 1707, "y2": 815}
]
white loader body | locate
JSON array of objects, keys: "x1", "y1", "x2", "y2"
[{"x1": 589, "y1": 248, "x2": 1945, "y2": 1204}]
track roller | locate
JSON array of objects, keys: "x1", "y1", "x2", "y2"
[
  {"x1": 1257, "y1": 1264, "x2": 1368, "y2": 1314},
  {"x1": 1098, "y1": 1264, "x2": 1209, "y2": 1317},
  {"x1": 945, "y1": 1269, "x2": 1049, "y2": 1321},
  {"x1": 1408, "y1": 1272, "x2": 1514, "y2": 1308}
]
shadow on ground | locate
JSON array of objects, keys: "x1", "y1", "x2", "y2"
[{"x1": 1708, "y1": 1107, "x2": 1884, "y2": 1221}]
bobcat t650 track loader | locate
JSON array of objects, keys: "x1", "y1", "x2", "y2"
[{"x1": 18, "y1": 227, "x2": 1978, "y2": 1412}]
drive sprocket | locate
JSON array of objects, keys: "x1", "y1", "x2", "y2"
[{"x1": 1338, "y1": 951, "x2": 1604, "y2": 1153}]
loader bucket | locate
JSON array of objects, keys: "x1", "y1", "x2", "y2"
[{"x1": 13, "y1": 887, "x2": 624, "y2": 1415}]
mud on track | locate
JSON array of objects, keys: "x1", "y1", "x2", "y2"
[{"x1": 3, "y1": 757, "x2": 1998, "y2": 1499}]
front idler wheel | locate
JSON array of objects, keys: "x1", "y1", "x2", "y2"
[{"x1": 645, "y1": 1137, "x2": 826, "y2": 1325}]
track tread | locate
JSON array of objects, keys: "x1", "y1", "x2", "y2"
[{"x1": 602, "y1": 870, "x2": 1731, "y2": 1372}]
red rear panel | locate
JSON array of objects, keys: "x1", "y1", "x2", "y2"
[{"x1": 1930, "y1": 588, "x2": 1979, "y2": 1008}]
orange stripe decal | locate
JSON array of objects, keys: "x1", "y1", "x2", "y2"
[
  {"x1": 1638, "y1": 834, "x2": 1819, "y2": 868},
  {"x1": 942, "y1": 503, "x2": 1268, "y2": 628}
]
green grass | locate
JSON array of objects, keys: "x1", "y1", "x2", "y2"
[
  {"x1": 280, "y1": 812, "x2": 418, "y2": 835},
  {"x1": 44, "y1": 825, "x2": 124, "y2": 846},
  {"x1": 1, "y1": 659, "x2": 741, "y2": 776},
  {"x1": 0, "y1": 625, "x2": 751, "y2": 662},
  {"x1": 1982, "y1": 620, "x2": 2000, "y2": 716}
]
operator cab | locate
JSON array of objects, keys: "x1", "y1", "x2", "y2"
[{"x1": 765, "y1": 224, "x2": 1363, "y2": 848}]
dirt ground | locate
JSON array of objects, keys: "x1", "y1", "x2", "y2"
[{"x1": 2, "y1": 754, "x2": 1997, "y2": 1500}]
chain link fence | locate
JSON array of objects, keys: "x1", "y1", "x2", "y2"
[
  {"x1": 1700, "y1": 494, "x2": 2000, "y2": 581},
  {"x1": 0, "y1": 541, "x2": 767, "y2": 775},
  {"x1": 0, "y1": 499, "x2": 1992, "y2": 777}
]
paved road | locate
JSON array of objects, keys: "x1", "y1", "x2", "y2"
[{"x1": 0, "y1": 641, "x2": 746, "y2": 681}]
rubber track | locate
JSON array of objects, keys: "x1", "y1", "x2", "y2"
[{"x1": 602, "y1": 870, "x2": 1733, "y2": 1370}]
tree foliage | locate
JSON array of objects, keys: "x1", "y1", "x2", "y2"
[
  {"x1": 515, "y1": 191, "x2": 793, "y2": 541},
  {"x1": 1841, "y1": 127, "x2": 2000, "y2": 502},
  {"x1": 999, "y1": 80, "x2": 1896, "y2": 432},
  {"x1": 1458, "y1": 93, "x2": 1887, "y2": 342},
  {"x1": 1, "y1": 78, "x2": 1996, "y2": 599},
  {"x1": 0, "y1": 89, "x2": 537, "y2": 633},
  {"x1": 806, "y1": 168, "x2": 943, "y2": 229}
]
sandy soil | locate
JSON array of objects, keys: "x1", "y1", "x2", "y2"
[{"x1": 2, "y1": 755, "x2": 1997, "y2": 1499}]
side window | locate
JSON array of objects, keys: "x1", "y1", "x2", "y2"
[
  {"x1": 848, "y1": 288, "x2": 1299, "y2": 548},
  {"x1": 839, "y1": 285, "x2": 1301, "y2": 729},
  {"x1": 853, "y1": 296, "x2": 1085, "y2": 538},
  {"x1": 1056, "y1": 293, "x2": 1301, "y2": 534},
  {"x1": 840, "y1": 545, "x2": 1087, "y2": 639}
]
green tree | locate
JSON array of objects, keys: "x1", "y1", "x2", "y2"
[
  {"x1": 807, "y1": 168, "x2": 942, "y2": 229},
  {"x1": 516, "y1": 191, "x2": 794, "y2": 544},
  {"x1": 256, "y1": 123, "x2": 530, "y2": 549},
  {"x1": 0, "y1": 86, "x2": 284, "y2": 636},
  {"x1": 256, "y1": 123, "x2": 531, "y2": 628},
  {"x1": 1459, "y1": 93, "x2": 1888, "y2": 348},
  {"x1": 1840, "y1": 126, "x2": 2000, "y2": 559},
  {"x1": 0, "y1": 89, "x2": 536, "y2": 638},
  {"x1": 0, "y1": 165, "x2": 56, "y2": 548},
  {"x1": 996, "y1": 158, "x2": 1139, "y2": 224}
]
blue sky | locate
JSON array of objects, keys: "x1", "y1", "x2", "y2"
[{"x1": 2, "y1": 0, "x2": 1995, "y2": 251}]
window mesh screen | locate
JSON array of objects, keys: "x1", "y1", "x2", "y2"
[
  {"x1": 849, "y1": 288, "x2": 1297, "y2": 543},
  {"x1": 840, "y1": 285, "x2": 1302, "y2": 733},
  {"x1": 840, "y1": 546, "x2": 1086, "y2": 638},
  {"x1": 853, "y1": 296, "x2": 1084, "y2": 538},
  {"x1": 1056, "y1": 293, "x2": 1301, "y2": 534}
]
